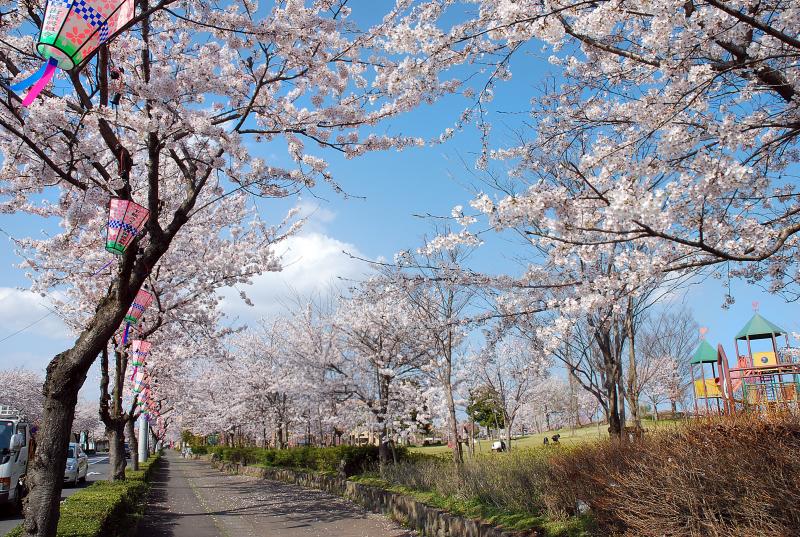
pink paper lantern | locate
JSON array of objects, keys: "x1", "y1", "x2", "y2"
[
  {"x1": 37, "y1": 0, "x2": 136, "y2": 71},
  {"x1": 6, "y1": 0, "x2": 136, "y2": 107},
  {"x1": 124, "y1": 289, "x2": 153, "y2": 325},
  {"x1": 106, "y1": 198, "x2": 149, "y2": 255},
  {"x1": 129, "y1": 339, "x2": 151, "y2": 379}
]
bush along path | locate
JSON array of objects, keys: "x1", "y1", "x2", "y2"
[
  {"x1": 8, "y1": 454, "x2": 161, "y2": 537},
  {"x1": 135, "y1": 450, "x2": 413, "y2": 537}
]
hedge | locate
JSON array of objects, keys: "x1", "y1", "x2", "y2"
[
  {"x1": 8, "y1": 453, "x2": 161, "y2": 537},
  {"x1": 208, "y1": 445, "x2": 401, "y2": 476}
]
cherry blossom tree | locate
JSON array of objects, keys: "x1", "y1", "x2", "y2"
[
  {"x1": 639, "y1": 308, "x2": 699, "y2": 414},
  {"x1": 515, "y1": 377, "x2": 598, "y2": 434},
  {"x1": 330, "y1": 278, "x2": 434, "y2": 463},
  {"x1": 71, "y1": 399, "x2": 103, "y2": 446},
  {"x1": 391, "y1": 235, "x2": 477, "y2": 463},
  {"x1": 385, "y1": 0, "x2": 800, "y2": 294},
  {"x1": 230, "y1": 319, "x2": 305, "y2": 448},
  {"x1": 0, "y1": 368, "x2": 45, "y2": 424},
  {"x1": 474, "y1": 335, "x2": 549, "y2": 451},
  {"x1": 383, "y1": 0, "x2": 800, "y2": 431}
]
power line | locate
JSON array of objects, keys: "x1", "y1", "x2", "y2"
[{"x1": 0, "y1": 310, "x2": 55, "y2": 344}]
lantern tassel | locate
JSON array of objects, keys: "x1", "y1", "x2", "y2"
[
  {"x1": 9, "y1": 62, "x2": 52, "y2": 91},
  {"x1": 122, "y1": 322, "x2": 130, "y2": 345},
  {"x1": 130, "y1": 366, "x2": 138, "y2": 381},
  {"x1": 21, "y1": 58, "x2": 58, "y2": 107}
]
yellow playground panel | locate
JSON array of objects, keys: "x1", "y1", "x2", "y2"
[
  {"x1": 694, "y1": 378, "x2": 722, "y2": 398},
  {"x1": 752, "y1": 351, "x2": 778, "y2": 368}
]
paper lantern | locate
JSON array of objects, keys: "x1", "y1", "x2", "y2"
[
  {"x1": 125, "y1": 289, "x2": 153, "y2": 325},
  {"x1": 121, "y1": 288, "x2": 153, "y2": 345},
  {"x1": 7, "y1": 0, "x2": 135, "y2": 106},
  {"x1": 129, "y1": 339, "x2": 151, "y2": 379},
  {"x1": 132, "y1": 381, "x2": 147, "y2": 395},
  {"x1": 106, "y1": 198, "x2": 149, "y2": 255},
  {"x1": 131, "y1": 369, "x2": 144, "y2": 389}
]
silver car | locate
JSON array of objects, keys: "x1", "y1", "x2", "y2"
[{"x1": 63, "y1": 443, "x2": 88, "y2": 487}]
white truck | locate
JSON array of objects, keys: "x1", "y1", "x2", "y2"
[{"x1": 0, "y1": 406, "x2": 33, "y2": 513}]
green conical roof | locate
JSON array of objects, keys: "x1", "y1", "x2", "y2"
[
  {"x1": 690, "y1": 340, "x2": 718, "y2": 364},
  {"x1": 735, "y1": 313, "x2": 786, "y2": 341}
]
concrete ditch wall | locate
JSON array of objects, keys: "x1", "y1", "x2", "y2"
[{"x1": 209, "y1": 460, "x2": 541, "y2": 537}]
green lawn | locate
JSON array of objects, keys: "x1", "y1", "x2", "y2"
[{"x1": 410, "y1": 418, "x2": 680, "y2": 455}]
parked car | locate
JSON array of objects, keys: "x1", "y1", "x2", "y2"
[
  {"x1": 63, "y1": 443, "x2": 88, "y2": 487},
  {"x1": 124, "y1": 442, "x2": 131, "y2": 459},
  {"x1": 0, "y1": 406, "x2": 34, "y2": 513}
]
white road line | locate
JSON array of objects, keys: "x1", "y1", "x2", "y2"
[{"x1": 88, "y1": 457, "x2": 109, "y2": 465}]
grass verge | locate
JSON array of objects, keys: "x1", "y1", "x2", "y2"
[
  {"x1": 349, "y1": 474, "x2": 594, "y2": 537},
  {"x1": 8, "y1": 454, "x2": 161, "y2": 537}
]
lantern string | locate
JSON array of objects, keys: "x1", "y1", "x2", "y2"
[
  {"x1": 21, "y1": 58, "x2": 58, "y2": 107},
  {"x1": 91, "y1": 259, "x2": 114, "y2": 276}
]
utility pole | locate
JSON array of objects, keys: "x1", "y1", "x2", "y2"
[{"x1": 138, "y1": 416, "x2": 149, "y2": 462}]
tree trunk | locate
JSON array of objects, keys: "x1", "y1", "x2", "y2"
[
  {"x1": 589, "y1": 321, "x2": 624, "y2": 440},
  {"x1": 126, "y1": 418, "x2": 139, "y2": 471},
  {"x1": 444, "y1": 376, "x2": 463, "y2": 464},
  {"x1": 617, "y1": 370, "x2": 627, "y2": 431},
  {"x1": 377, "y1": 376, "x2": 392, "y2": 466},
  {"x1": 568, "y1": 371, "x2": 580, "y2": 428},
  {"x1": 505, "y1": 417, "x2": 513, "y2": 452},
  {"x1": 25, "y1": 299, "x2": 136, "y2": 537},
  {"x1": 22, "y1": 383, "x2": 78, "y2": 537},
  {"x1": 625, "y1": 298, "x2": 641, "y2": 431},
  {"x1": 107, "y1": 422, "x2": 127, "y2": 480},
  {"x1": 378, "y1": 435, "x2": 391, "y2": 465},
  {"x1": 607, "y1": 382, "x2": 623, "y2": 438},
  {"x1": 469, "y1": 419, "x2": 475, "y2": 457}
]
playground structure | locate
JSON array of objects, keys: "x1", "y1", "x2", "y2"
[{"x1": 691, "y1": 312, "x2": 800, "y2": 414}]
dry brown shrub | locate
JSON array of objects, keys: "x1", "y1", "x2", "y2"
[
  {"x1": 543, "y1": 413, "x2": 800, "y2": 536},
  {"x1": 379, "y1": 449, "x2": 551, "y2": 515}
]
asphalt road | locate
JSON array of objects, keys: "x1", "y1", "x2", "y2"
[
  {"x1": 0, "y1": 453, "x2": 114, "y2": 536},
  {"x1": 135, "y1": 452, "x2": 414, "y2": 537}
]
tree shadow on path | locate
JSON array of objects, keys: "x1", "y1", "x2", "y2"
[{"x1": 135, "y1": 457, "x2": 221, "y2": 537}]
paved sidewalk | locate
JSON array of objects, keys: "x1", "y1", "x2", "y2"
[{"x1": 136, "y1": 451, "x2": 413, "y2": 537}]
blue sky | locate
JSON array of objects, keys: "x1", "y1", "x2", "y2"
[{"x1": 1, "y1": 2, "x2": 798, "y2": 403}]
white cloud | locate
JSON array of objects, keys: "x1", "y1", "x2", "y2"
[
  {"x1": 0, "y1": 288, "x2": 73, "y2": 341},
  {"x1": 295, "y1": 198, "x2": 336, "y2": 232},
  {"x1": 0, "y1": 289, "x2": 79, "y2": 392},
  {"x1": 220, "y1": 232, "x2": 371, "y2": 322}
]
